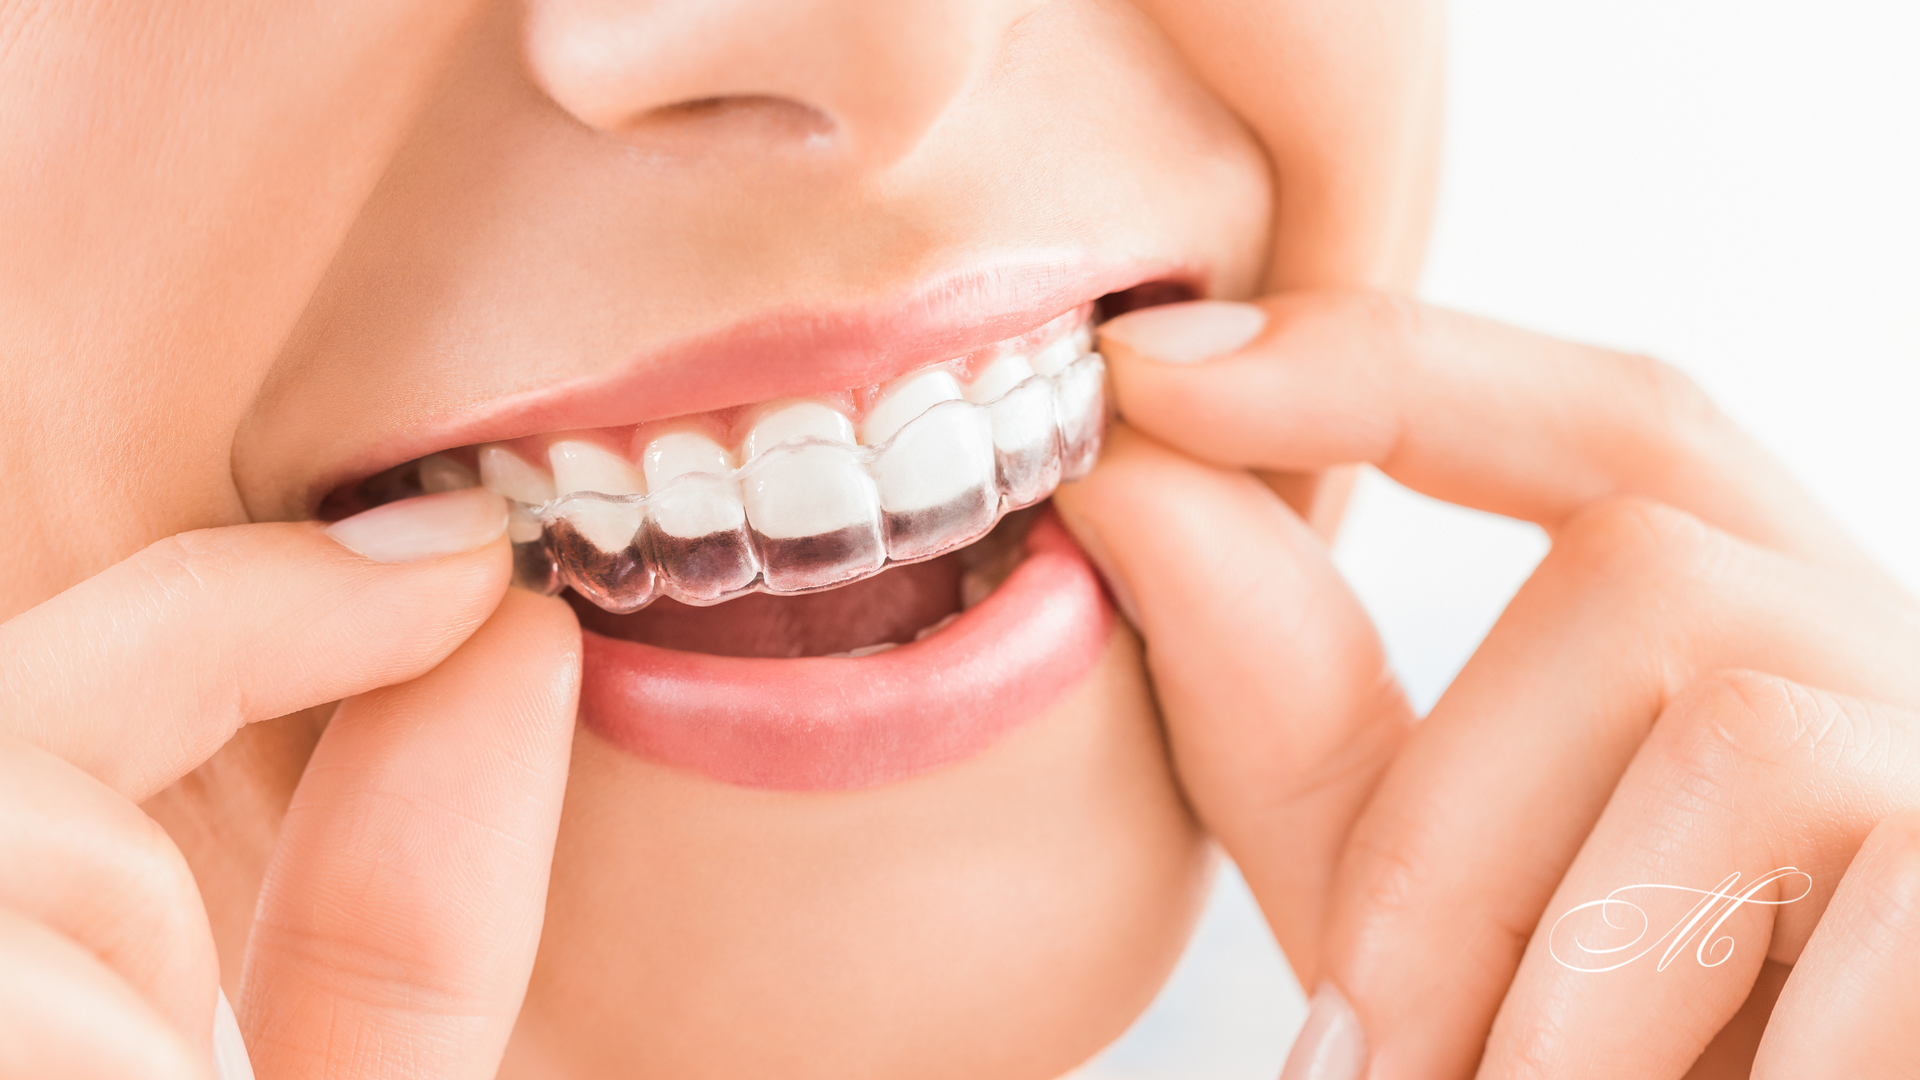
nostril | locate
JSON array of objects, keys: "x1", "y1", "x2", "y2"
[{"x1": 622, "y1": 94, "x2": 839, "y2": 150}]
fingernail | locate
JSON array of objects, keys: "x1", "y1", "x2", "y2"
[
  {"x1": 1098, "y1": 299, "x2": 1267, "y2": 365},
  {"x1": 1279, "y1": 982, "x2": 1368, "y2": 1080},
  {"x1": 325, "y1": 487, "x2": 508, "y2": 564},
  {"x1": 212, "y1": 989, "x2": 256, "y2": 1080}
]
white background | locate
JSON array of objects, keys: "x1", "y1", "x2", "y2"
[{"x1": 1081, "y1": 2, "x2": 1920, "y2": 1076}]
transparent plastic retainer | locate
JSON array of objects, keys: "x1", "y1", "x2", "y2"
[{"x1": 509, "y1": 351, "x2": 1108, "y2": 613}]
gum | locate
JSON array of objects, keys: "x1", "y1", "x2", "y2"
[{"x1": 511, "y1": 351, "x2": 1108, "y2": 610}]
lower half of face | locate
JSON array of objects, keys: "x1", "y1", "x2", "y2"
[
  {"x1": 514, "y1": 626, "x2": 1209, "y2": 1077},
  {"x1": 10, "y1": 0, "x2": 1430, "y2": 1073}
]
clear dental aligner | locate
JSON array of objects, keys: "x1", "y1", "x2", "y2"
[{"x1": 401, "y1": 306, "x2": 1108, "y2": 613}]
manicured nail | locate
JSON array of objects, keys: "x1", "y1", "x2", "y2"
[
  {"x1": 212, "y1": 989, "x2": 256, "y2": 1080},
  {"x1": 1098, "y1": 299, "x2": 1267, "y2": 365},
  {"x1": 325, "y1": 487, "x2": 508, "y2": 564},
  {"x1": 1279, "y1": 982, "x2": 1367, "y2": 1080}
]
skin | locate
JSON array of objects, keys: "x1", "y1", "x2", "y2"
[
  {"x1": 0, "y1": 1, "x2": 1435, "y2": 1077},
  {"x1": 13, "y1": 1, "x2": 1908, "y2": 1077},
  {"x1": 1067, "y1": 294, "x2": 1920, "y2": 1077}
]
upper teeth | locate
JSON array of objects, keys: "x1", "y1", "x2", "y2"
[{"x1": 420, "y1": 305, "x2": 1105, "y2": 610}]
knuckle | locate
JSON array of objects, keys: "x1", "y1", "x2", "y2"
[
  {"x1": 1655, "y1": 672, "x2": 1883, "y2": 797},
  {"x1": 1339, "y1": 806, "x2": 1532, "y2": 964},
  {"x1": 1278, "y1": 288, "x2": 1429, "y2": 367},
  {"x1": 1612, "y1": 350, "x2": 1724, "y2": 439},
  {"x1": 249, "y1": 917, "x2": 492, "y2": 1019},
  {"x1": 1340, "y1": 808, "x2": 1438, "y2": 925},
  {"x1": 131, "y1": 529, "x2": 247, "y2": 603},
  {"x1": 1851, "y1": 810, "x2": 1920, "y2": 943},
  {"x1": 1549, "y1": 495, "x2": 1726, "y2": 595}
]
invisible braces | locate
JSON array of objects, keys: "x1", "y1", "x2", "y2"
[{"x1": 507, "y1": 351, "x2": 1107, "y2": 612}]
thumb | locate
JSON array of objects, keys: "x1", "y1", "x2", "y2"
[
  {"x1": 0, "y1": 487, "x2": 513, "y2": 800},
  {"x1": 239, "y1": 587, "x2": 580, "y2": 1080},
  {"x1": 1052, "y1": 427, "x2": 1410, "y2": 985}
]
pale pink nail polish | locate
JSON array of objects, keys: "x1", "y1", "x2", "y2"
[
  {"x1": 212, "y1": 989, "x2": 255, "y2": 1080},
  {"x1": 1097, "y1": 299, "x2": 1267, "y2": 365},
  {"x1": 325, "y1": 487, "x2": 508, "y2": 564},
  {"x1": 1279, "y1": 982, "x2": 1368, "y2": 1080}
]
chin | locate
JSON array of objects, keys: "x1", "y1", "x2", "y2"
[{"x1": 509, "y1": 620, "x2": 1210, "y2": 1079}]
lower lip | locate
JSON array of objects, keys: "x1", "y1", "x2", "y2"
[{"x1": 577, "y1": 510, "x2": 1115, "y2": 791}]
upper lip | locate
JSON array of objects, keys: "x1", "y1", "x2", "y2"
[{"x1": 306, "y1": 253, "x2": 1193, "y2": 515}]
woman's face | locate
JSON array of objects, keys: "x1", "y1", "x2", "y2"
[{"x1": 0, "y1": 1, "x2": 1437, "y2": 1075}]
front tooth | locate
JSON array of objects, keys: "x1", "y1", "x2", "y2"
[
  {"x1": 1028, "y1": 332, "x2": 1080, "y2": 376},
  {"x1": 962, "y1": 353, "x2": 1034, "y2": 405},
  {"x1": 547, "y1": 439, "x2": 645, "y2": 553},
  {"x1": 858, "y1": 369, "x2": 962, "y2": 446},
  {"x1": 478, "y1": 444, "x2": 558, "y2": 505},
  {"x1": 549, "y1": 439, "x2": 644, "y2": 497},
  {"x1": 739, "y1": 401, "x2": 855, "y2": 461},
  {"x1": 419, "y1": 453, "x2": 478, "y2": 494},
  {"x1": 872, "y1": 398, "x2": 997, "y2": 561},
  {"x1": 640, "y1": 430, "x2": 757, "y2": 602},
  {"x1": 740, "y1": 403, "x2": 883, "y2": 591},
  {"x1": 641, "y1": 429, "x2": 733, "y2": 487}
]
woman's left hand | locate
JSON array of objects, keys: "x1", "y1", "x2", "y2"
[{"x1": 1055, "y1": 292, "x2": 1920, "y2": 1077}]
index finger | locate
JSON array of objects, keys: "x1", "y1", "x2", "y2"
[
  {"x1": 0, "y1": 489, "x2": 511, "y2": 800},
  {"x1": 1096, "y1": 291, "x2": 1893, "y2": 587}
]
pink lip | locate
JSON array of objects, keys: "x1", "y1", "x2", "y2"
[
  {"x1": 578, "y1": 512, "x2": 1115, "y2": 790},
  {"x1": 308, "y1": 254, "x2": 1190, "y2": 512}
]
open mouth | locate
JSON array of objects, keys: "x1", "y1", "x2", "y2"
[{"x1": 324, "y1": 275, "x2": 1190, "y2": 789}]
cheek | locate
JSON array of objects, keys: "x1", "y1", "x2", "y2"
[{"x1": 512, "y1": 624, "x2": 1206, "y2": 1079}]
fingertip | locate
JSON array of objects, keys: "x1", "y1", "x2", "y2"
[
  {"x1": 1097, "y1": 299, "x2": 1269, "y2": 366},
  {"x1": 485, "y1": 586, "x2": 585, "y2": 689},
  {"x1": 323, "y1": 487, "x2": 508, "y2": 564}
]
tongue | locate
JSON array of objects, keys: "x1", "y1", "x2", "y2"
[{"x1": 568, "y1": 554, "x2": 964, "y2": 659}]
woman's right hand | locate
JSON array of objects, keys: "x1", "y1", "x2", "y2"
[
  {"x1": 1057, "y1": 292, "x2": 1920, "y2": 1075},
  {"x1": 0, "y1": 487, "x2": 581, "y2": 1080}
]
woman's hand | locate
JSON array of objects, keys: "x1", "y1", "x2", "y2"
[
  {"x1": 1055, "y1": 293, "x2": 1920, "y2": 1077},
  {"x1": 0, "y1": 488, "x2": 580, "y2": 1079}
]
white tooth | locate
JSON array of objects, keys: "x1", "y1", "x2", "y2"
[
  {"x1": 1029, "y1": 332, "x2": 1080, "y2": 376},
  {"x1": 507, "y1": 506, "x2": 545, "y2": 545},
  {"x1": 872, "y1": 399, "x2": 997, "y2": 563},
  {"x1": 962, "y1": 353, "x2": 1034, "y2": 405},
  {"x1": 478, "y1": 444, "x2": 557, "y2": 505},
  {"x1": 548, "y1": 440, "x2": 645, "y2": 552},
  {"x1": 548, "y1": 439, "x2": 644, "y2": 496},
  {"x1": 987, "y1": 377, "x2": 1061, "y2": 508},
  {"x1": 915, "y1": 612, "x2": 959, "y2": 641},
  {"x1": 641, "y1": 430, "x2": 734, "y2": 486},
  {"x1": 641, "y1": 430, "x2": 745, "y2": 538},
  {"x1": 742, "y1": 440, "x2": 879, "y2": 539},
  {"x1": 740, "y1": 401, "x2": 855, "y2": 461},
  {"x1": 873, "y1": 399, "x2": 994, "y2": 514},
  {"x1": 827, "y1": 641, "x2": 899, "y2": 659},
  {"x1": 858, "y1": 369, "x2": 963, "y2": 446},
  {"x1": 1054, "y1": 352, "x2": 1107, "y2": 480},
  {"x1": 1071, "y1": 323, "x2": 1095, "y2": 354},
  {"x1": 740, "y1": 402, "x2": 882, "y2": 589},
  {"x1": 418, "y1": 453, "x2": 478, "y2": 494}
]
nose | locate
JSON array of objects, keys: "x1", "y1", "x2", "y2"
[{"x1": 521, "y1": 0, "x2": 1038, "y2": 169}]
